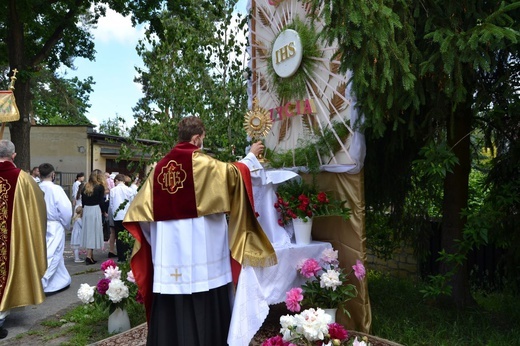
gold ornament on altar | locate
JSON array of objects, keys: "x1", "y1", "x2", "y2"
[{"x1": 243, "y1": 98, "x2": 272, "y2": 162}]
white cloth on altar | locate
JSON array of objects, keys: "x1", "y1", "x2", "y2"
[
  {"x1": 238, "y1": 156, "x2": 299, "y2": 247},
  {"x1": 228, "y1": 241, "x2": 332, "y2": 346}
]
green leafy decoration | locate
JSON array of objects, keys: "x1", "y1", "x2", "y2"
[{"x1": 266, "y1": 16, "x2": 322, "y2": 101}]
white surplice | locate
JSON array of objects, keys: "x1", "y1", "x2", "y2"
[{"x1": 39, "y1": 181, "x2": 73, "y2": 293}]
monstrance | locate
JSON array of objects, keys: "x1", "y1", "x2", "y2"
[{"x1": 243, "y1": 98, "x2": 272, "y2": 162}]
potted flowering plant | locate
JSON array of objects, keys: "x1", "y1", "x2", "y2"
[
  {"x1": 285, "y1": 248, "x2": 366, "y2": 317},
  {"x1": 77, "y1": 259, "x2": 143, "y2": 333},
  {"x1": 274, "y1": 178, "x2": 350, "y2": 227},
  {"x1": 262, "y1": 307, "x2": 370, "y2": 346}
]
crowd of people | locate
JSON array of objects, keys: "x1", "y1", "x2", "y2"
[
  {"x1": 0, "y1": 116, "x2": 273, "y2": 345},
  {"x1": 0, "y1": 139, "x2": 139, "y2": 339}
]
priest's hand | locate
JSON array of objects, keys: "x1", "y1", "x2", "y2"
[{"x1": 249, "y1": 141, "x2": 264, "y2": 157}]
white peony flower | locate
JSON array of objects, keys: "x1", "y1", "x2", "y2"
[
  {"x1": 106, "y1": 279, "x2": 129, "y2": 303},
  {"x1": 320, "y1": 269, "x2": 342, "y2": 291},
  {"x1": 296, "y1": 308, "x2": 330, "y2": 341},
  {"x1": 352, "y1": 336, "x2": 368, "y2": 346},
  {"x1": 77, "y1": 283, "x2": 95, "y2": 304},
  {"x1": 280, "y1": 314, "x2": 297, "y2": 341},
  {"x1": 104, "y1": 266, "x2": 122, "y2": 280}
]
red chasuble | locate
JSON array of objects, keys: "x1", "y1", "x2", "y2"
[{"x1": 0, "y1": 161, "x2": 47, "y2": 311}]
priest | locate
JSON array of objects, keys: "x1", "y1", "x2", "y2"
[
  {"x1": 0, "y1": 140, "x2": 47, "y2": 339},
  {"x1": 124, "y1": 116, "x2": 277, "y2": 346}
]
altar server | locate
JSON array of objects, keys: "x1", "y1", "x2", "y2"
[
  {"x1": 39, "y1": 163, "x2": 72, "y2": 294},
  {"x1": 124, "y1": 116, "x2": 276, "y2": 346}
]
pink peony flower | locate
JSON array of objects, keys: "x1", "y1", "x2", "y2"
[
  {"x1": 285, "y1": 287, "x2": 304, "y2": 312},
  {"x1": 352, "y1": 260, "x2": 366, "y2": 281},
  {"x1": 300, "y1": 258, "x2": 322, "y2": 278},
  {"x1": 101, "y1": 259, "x2": 117, "y2": 271},
  {"x1": 97, "y1": 278, "x2": 111, "y2": 295},
  {"x1": 321, "y1": 248, "x2": 339, "y2": 265},
  {"x1": 328, "y1": 322, "x2": 348, "y2": 341},
  {"x1": 126, "y1": 270, "x2": 135, "y2": 283}
]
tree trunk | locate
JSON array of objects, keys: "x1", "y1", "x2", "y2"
[
  {"x1": 440, "y1": 103, "x2": 474, "y2": 308},
  {"x1": 10, "y1": 79, "x2": 32, "y2": 171}
]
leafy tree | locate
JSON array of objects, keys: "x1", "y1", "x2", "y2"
[
  {"x1": 1, "y1": 0, "x2": 163, "y2": 170},
  {"x1": 311, "y1": 0, "x2": 519, "y2": 307},
  {"x1": 32, "y1": 68, "x2": 94, "y2": 125},
  {"x1": 98, "y1": 116, "x2": 129, "y2": 136},
  {"x1": 126, "y1": 0, "x2": 249, "y2": 167}
]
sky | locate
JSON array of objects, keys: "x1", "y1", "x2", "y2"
[{"x1": 64, "y1": 1, "x2": 248, "y2": 130}]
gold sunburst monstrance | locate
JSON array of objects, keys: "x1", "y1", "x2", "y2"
[{"x1": 243, "y1": 98, "x2": 272, "y2": 140}]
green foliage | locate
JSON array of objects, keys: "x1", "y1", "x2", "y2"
[
  {"x1": 413, "y1": 141, "x2": 459, "y2": 178},
  {"x1": 300, "y1": 267, "x2": 358, "y2": 317},
  {"x1": 31, "y1": 68, "x2": 94, "y2": 125},
  {"x1": 125, "y1": 0, "x2": 250, "y2": 166},
  {"x1": 312, "y1": 0, "x2": 519, "y2": 306},
  {"x1": 267, "y1": 121, "x2": 351, "y2": 171},
  {"x1": 99, "y1": 116, "x2": 129, "y2": 136},
  {"x1": 1, "y1": 0, "x2": 165, "y2": 169}
]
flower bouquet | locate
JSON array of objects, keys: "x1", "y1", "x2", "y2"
[
  {"x1": 77, "y1": 259, "x2": 143, "y2": 314},
  {"x1": 285, "y1": 248, "x2": 366, "y2": 317},
  {"x1": 274, "y1": 178, "x2": 350, "y2": 227},
  {"x1": 262, "y1": 307, "x2": 370, "y2": 346}
]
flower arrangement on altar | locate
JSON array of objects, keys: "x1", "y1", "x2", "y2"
[
  {"x1": 285, "y1": 248, "x2": 366, "y2": 316},
  {"x1": 274, "y1": 178, "x2": 351, "y2": 226},
  {"x1": 261, "y1": 307, "x2": 370, "y2": 346},
  {"x1": 77, "y1": 259, "x2": 143, "y2": 313}
]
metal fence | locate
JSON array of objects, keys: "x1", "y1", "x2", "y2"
[{"x1": 55, "y1": 172, "x2": 78, "y2": 200}]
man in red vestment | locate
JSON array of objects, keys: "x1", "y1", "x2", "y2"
[
  {"x1": 124, "y1": 117, "x2": 276, "y2": 346},
  {"x1": 0, "y1": 140, "x2": 47, "y2": 339}
]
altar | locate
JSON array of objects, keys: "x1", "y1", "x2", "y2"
[{"x1": 228, "y1": 241, "x2": 332, "y2": 346}]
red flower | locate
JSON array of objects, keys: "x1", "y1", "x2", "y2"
[
  {"x1": 262, "y1": 335, "x2": 291, "y2": 346},
  {"x1": 317, "y1": 192, "x2": 329, "y2": 203},
  {"x1": 97, "y1": 278, "x2": 111, "y2": 295},
  {"x1": 298, "y1": 194, "x2": 310, "y2": 204},
  {"x1": 328, "y1": 322, "x2": 348, "y2": 341},
  {"x1": 101, "y1": 259, "x2": 117, "y2": 271}
]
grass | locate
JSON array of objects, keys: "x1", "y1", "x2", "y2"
[
  {"x1": 367, "y1": 271, "x2": 520, "y2": 345},
  {"x1": 7, "y1": 271, "x2": 519, "y2": 345}
]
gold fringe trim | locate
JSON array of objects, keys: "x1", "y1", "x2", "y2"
[{"x1": 241, "y1": 253, "x2": 278, "y2": 268}]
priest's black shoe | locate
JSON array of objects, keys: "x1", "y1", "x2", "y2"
[{"x1": 0, "y1": 327, "x2": 8, "y2": 339}]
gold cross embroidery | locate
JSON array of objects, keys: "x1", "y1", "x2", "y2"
[{"x1": 170, "y1": 268, "x2": 182, "y2": 281}]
